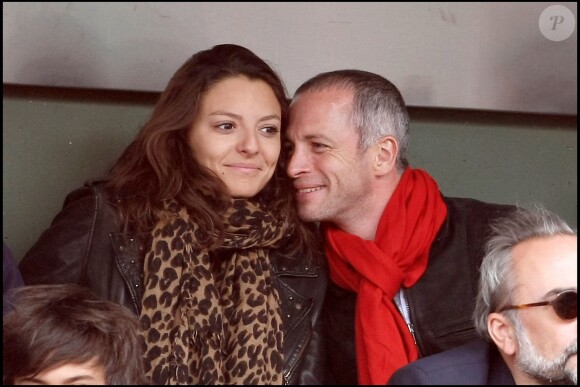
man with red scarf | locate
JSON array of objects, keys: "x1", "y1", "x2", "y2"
[{"x1": 285, "y1": 69, "x2": 514, "y2": 385}]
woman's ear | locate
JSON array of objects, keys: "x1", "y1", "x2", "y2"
[
  {"x1": 488, "y1": 312, "x2": 518, "y2": 356},
  {"x1": 373, "y1": 136, "x2": 398, "y2": 175}
]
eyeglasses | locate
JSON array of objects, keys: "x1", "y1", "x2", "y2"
[{"x1": 499, "y1": 290, "x2": 577, "y2": 320}]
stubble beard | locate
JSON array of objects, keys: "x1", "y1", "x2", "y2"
[{"x1": 512, "y1": 315, "x2": 577, "y2": 385}]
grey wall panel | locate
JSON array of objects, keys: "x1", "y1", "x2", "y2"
[
  {"x1": 3, "y1": 2, "x2": 577, "y2": 115},
  {"x1": 3, "y1": 87, "x2": 155, "y2": 261}
]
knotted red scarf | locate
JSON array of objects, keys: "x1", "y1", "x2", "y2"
[{"x1": 324, "y1": 167, "x2": 447, "y2": 384}]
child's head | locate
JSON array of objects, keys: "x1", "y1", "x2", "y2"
[{"x1": 3, "y1": 284, "x2": 148, "y2": 385}]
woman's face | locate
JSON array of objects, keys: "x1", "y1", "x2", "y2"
[{"x1": 188, "y1": 76, "x2": 282, "y2": 198}]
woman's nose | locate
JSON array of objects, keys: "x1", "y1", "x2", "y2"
[{"x1": 238, "y1": 130, "x2": 259, "y2": 155}]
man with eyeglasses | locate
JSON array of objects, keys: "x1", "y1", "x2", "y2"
[{"x1": 388, "y1": 206, "x2": 577, "y2": 385}]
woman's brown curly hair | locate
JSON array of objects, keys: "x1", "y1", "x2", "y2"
[{"x1": 105, "y1": 44, "x2": 321, "y2": 259}]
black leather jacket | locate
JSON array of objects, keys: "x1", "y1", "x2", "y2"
[
  {"x1": 19, "y1": 181, "x2": 328, "y2": 385},
  {"x1": 323, "y1": 196, "x2": 515, "y2": 384}
]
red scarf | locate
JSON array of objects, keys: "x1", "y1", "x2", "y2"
[{"x1": 324, "y1": 168, "x2": 447, "y2": 384}]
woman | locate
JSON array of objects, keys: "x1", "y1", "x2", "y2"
[{"x1": 19, "y1": 44, "x2": 327, "y2": 385}]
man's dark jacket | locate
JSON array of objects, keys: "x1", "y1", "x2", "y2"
[
  {"x1": 323, "y1": 196, "x2": 514, "y2": 384},
  {"x1": 19, "y1": 181, "x2": 328, "y2": 385},
  {"x1": 387, "y1": 339, "x2": 515, "y2": 385}
]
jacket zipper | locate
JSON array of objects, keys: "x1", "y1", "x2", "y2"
[
  {"x1": 283, "y1": 328, "x2": 312, "y2": 384},
  {"x1": 400, "y1": 288, "x2": 420, "y2": 354}
]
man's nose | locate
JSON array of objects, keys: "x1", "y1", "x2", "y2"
[{"x1": 287, "y1": 146, "x2": 310, "y2": 178}]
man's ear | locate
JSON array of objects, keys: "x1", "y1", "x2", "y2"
[
  {"x1": 373, "y1": 136, "x2": 398, "y2": 175},
  {"x1": 488, "y1": 312, "x2": 518, "y2": 356}
]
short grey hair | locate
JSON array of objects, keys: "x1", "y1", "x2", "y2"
[
  {"x1": 473, "y1": 205, "x2": 575, "y2": 340},
  {"x1": 293, "y1": 69, "x2": 410, "y2": 173}
]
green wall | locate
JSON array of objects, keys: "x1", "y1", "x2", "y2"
[{"x1": 3, "y1": 85, "x2": 577, "y2": 261}]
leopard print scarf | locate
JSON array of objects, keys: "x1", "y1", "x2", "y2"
[{"x1": 140, "y1": 199, "x2": 287, "y2": 385}]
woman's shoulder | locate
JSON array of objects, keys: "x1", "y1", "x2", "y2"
[
  {"x1": 63, "y1": 179, "x2": 114, "y2": 206},
  {"x1": 57, "y1": 179, "x2": 122, "y2": 229}
]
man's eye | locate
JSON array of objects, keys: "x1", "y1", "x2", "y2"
[{"x1": 312, "y1": 142, "x2": 329, "y2": 151}]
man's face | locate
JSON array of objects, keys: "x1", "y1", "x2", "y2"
[
  {"x1": 286, "y1": 88, "x2": 376, "y2": 228},
  {"x1": 511, "y1": 235, "x2": 577, "y2": 384}
]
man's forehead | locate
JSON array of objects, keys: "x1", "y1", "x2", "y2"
[
  {"x1": 292, "y1": 86, "x2": 354, "y2": 104},
  {"x1": 512, "y1": 235, "x2": 577, "y2": 289}
]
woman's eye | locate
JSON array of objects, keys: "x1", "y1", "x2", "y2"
[
  {"x1": 217, "y1": 122, "x2": 234, "y2": 130},
  {"x1": 260, "y1": 126, "x2": 280, "y2": 136}
]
